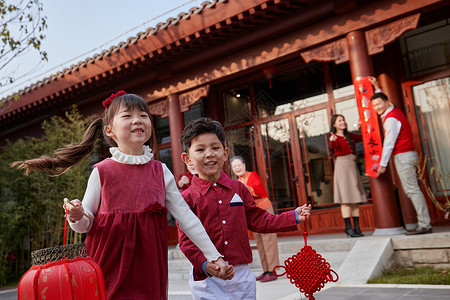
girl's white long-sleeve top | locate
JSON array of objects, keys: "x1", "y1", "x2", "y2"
[{"x1": 68, "y1": 146, "x2": 222, "y2": 262}]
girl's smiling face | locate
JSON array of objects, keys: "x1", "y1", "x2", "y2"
[
  {"x1": 182, "y1": 133, "x2": 228, "y2": 182},
  {"x1": 105, "y1": 104, "x2": 152, "y2": 155}
]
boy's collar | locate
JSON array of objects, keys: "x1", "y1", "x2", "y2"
[{"x1": 191, "y1": 171, "x2": 232, "y2": 195}]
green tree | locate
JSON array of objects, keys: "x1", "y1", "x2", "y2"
[
  {"x1": 0, "y1": 0, "x2": 47, "y2": 91},
  {"x1": 0, "y1": 107, "x2": 95, "y2": 285}
]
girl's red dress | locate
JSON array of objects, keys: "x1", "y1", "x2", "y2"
[{"x1": 85, "y1": 158, "x2": 168, "y2": 299}]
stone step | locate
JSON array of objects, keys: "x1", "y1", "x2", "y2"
[
  {"x1": 167, "y1": 228, "x2": 450, "y2": 299},
  {"x1": 168, "y1": 235, "x2": 355, "y2": 282},
  {"x1": 168, "y1": 248, "x2": 349, "y2": 281},
  {"x1": 168, "y1": 235, "x2": 355, "y2": 262}
]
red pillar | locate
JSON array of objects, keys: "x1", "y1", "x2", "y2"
[
  {"x1": 346, "y1": 31, "x2": 405, "y2": 235},
  {"x1": 377, "y1": 72, "x2": 418, "y2": 230},
  {"x1": 168, "y1": 94, "x2": 186, "y2": 180}
]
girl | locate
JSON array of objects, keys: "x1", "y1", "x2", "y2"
[
  {"x1": 11, "y1": 91, "x2": 232, "y2": 299},
  {"x1": 329, "y1": 114, "x2": 366, "y2": 238}
]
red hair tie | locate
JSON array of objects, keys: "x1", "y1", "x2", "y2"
[{"x1": 102, "y1": 90, "x2": 127, "y2": 109}]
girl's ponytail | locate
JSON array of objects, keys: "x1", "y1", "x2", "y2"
[{"x1": 11, "y1": 117, "x2": 104, "y2": 176}]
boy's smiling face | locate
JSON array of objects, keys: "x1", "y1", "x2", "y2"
[{"x1": 182, "y1": 133, "x2": 229, "y2": 182}]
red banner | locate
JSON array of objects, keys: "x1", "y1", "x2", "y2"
[{"x1": 353, "y1": 77, "x2": 383, "y2": 177}]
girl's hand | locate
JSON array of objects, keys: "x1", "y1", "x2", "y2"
[
  {"x1": 214, "y1": 257, "x2": 230, "y2": 278},
  {"x1": 221, "y1": 264, "x2": 234, "y2": 280},
  {"x1": 329, "y1": 132, "x2": 337, "y2": 142},
  {"x1": 64, "y1": 199, "x2": 84, "y2": 222}
]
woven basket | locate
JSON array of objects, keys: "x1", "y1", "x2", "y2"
[{"x1": 31, "y1": 243, "x2": 87, "y2": 266}]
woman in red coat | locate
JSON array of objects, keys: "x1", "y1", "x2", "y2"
[{"x1": 230, "y1": 155, "x2": 279, "y2": 282}]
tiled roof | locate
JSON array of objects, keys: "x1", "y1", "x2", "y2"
[
  {"x1": 1, "y1": 0, "x2": 331, "y2": 127},
  {"x1": 3, "y1": 0, "x2": 228, "y2": 101}
]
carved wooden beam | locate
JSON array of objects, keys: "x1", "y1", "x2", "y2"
[
  {"x1": 300, "y1": 38, "x2": 349, "y2": 64},
  {"x1": 366, "y1": 13, "x2": 420, "y2": 55},
  {"x1": 179, "y1": 85, "x2": 210, "y2": 112},
  {"x1": 300, "y1": 13, "x2": 420, "y2": 64},
  {"x1": 148, "y1": 85, "x2": 210, "y2": 117},
  {"x1": 149, "y1": 100, "x2": 168, "y2": 117}
]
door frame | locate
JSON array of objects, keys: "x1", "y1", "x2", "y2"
[
  {"x1": 254, "y1": 101, "x2": 335, "y2": 211},
  {"x1": 402, "y1": 70, "x2": 450, "y2": 223}
]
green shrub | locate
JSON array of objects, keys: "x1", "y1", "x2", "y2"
[{"x1": 0, "y1": 106, "x2": 96, "y2": 286}]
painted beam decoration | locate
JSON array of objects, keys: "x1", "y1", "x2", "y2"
[{"x1": 353, "y1": 77, "x2": 382, "y2": 177}]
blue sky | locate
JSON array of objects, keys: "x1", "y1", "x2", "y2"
[{"x1": 1, "y1": 0, "x2": 198, "y2": 98}]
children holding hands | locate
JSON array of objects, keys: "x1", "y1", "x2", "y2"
[
  {"x1": 178, "y1": 117, "x2": 311, "y2": 299},
  {"x1": 12, "y1": 92, "x2": 232, "y2": 299}
]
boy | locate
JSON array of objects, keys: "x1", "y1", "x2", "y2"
[{"x1": 177, "y1": 117, "x2": 311, "y2": 299}]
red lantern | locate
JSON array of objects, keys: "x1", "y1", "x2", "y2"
[
  {"x1": 262, "y1": 65, "x2": 275, "y2": 89},
  {"x1": 18, "y1": 256, "x2": 106, "y2": 299},
  {"x1": 18, "y1": 204, "x2": 106, "y2": 300}
]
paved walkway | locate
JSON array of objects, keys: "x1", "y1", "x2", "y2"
[
  {"x1": 5, "y1": 227, "x2": 450, "y2": 299},
  {"x1": 310, "y1": 284, "x2": 450, "y2": 300},
  {"x1": 0, "y1": 288, "x2": 15, "y2": 300},
  {"x1": 5, "y1": 283, "x2": 450, "y2": 299}
]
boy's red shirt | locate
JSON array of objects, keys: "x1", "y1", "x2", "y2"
[{"x1": 177, "y1": 171, "x2": 298, "y2": 281}]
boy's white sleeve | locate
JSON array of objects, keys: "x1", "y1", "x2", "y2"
[
  {"x1": 68, "y1": 167, "x2": 100, "y2": 233},
  {"x1": 162, "y1": 163, "x2": 222, "y2": 262}
]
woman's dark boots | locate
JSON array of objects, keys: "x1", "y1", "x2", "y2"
[
  {"x1": 344, "y1": 217, "x2": 361, "y2": 237},
  {"x1": 353, "y1": 216, "x2": 364, "y2": 236}
]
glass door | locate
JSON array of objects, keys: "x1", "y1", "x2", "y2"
[
  {"x1": 403, "y1": 77, "x2": 450, "y2": 197},
  {"x1": 260, "y1": 118, "x2": 301, "y2": 213},
  {"x1": 295, "y1": 109, "x2": 334, "y2": 207}
]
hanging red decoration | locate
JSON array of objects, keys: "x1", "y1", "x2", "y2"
[
  {"x1": 353, "y1": 77, "x2": 382, "y2": 177},
  {"x1": 262, "y1": 66, "x2": 275, "y2": 89},
  {"x1": 273, "y1": 215, "x2": 339, "y2": 299}
]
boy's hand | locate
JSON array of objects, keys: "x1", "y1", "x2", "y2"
[
  {"x1": 209, "y1": 264, "x2": 234, "y2": 280},
  {"x1": 205, "y1": 261, "x2": 219, "y2": 277},
  {"x1": 296, "y1": 204, "x2": 311, "y2": 222},
  {"x1": 221, "y1": 264, "x2": 234, "y2": 280},
  {"x1": 206, "y1": 258, "x2": 234, "y2": 280},
  {"x1": 63, "y1": 199, "x2": 84, "y2": 222},
  {"x1": 214, "y1": 257, "x2": 232, "y2": 278}
]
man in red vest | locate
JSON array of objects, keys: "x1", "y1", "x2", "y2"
[{"x1": 369, "y1": 77, "x2": 432, "y2": 235}]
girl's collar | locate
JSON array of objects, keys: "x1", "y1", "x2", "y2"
[{"x1": 109, "y1": 145, "x2": 154, "y2": 165}]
